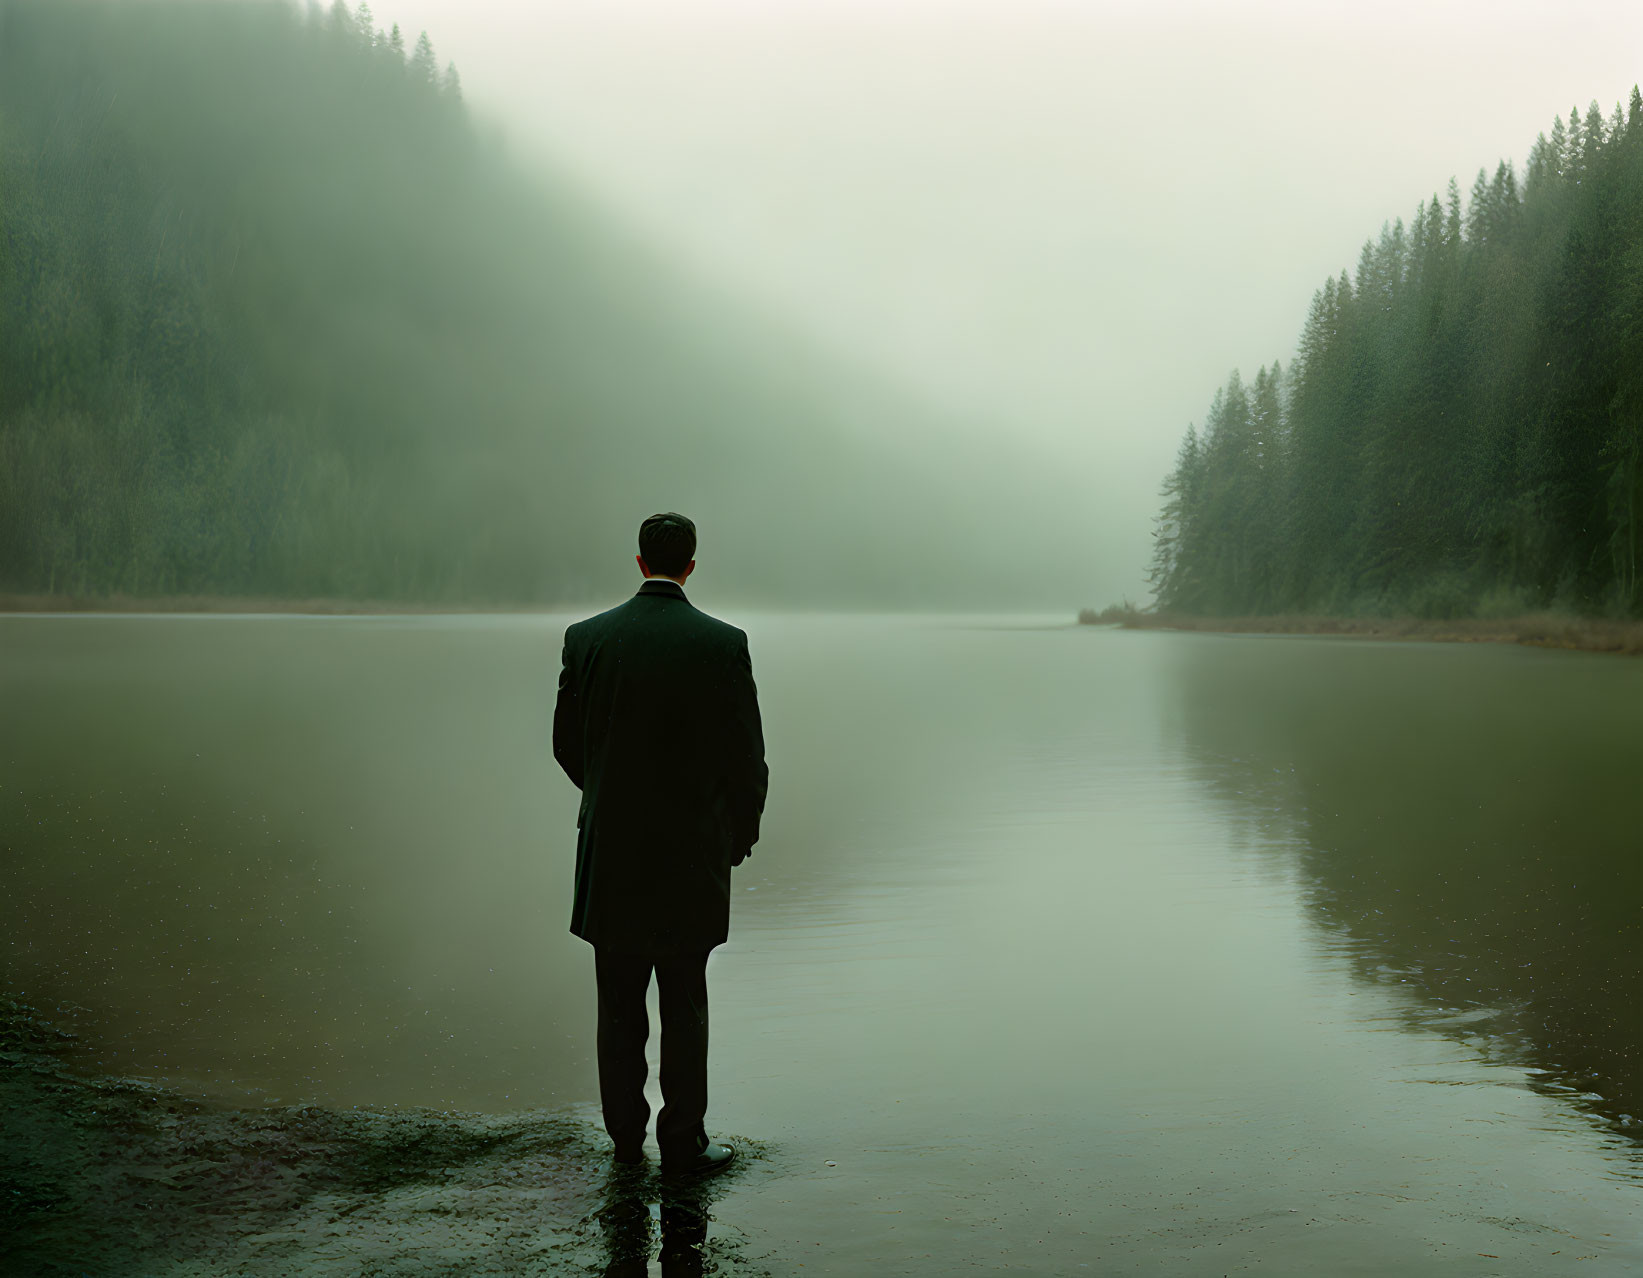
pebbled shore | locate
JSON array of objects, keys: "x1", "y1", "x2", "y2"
[{"x1": 2, "y1": 999, "x2": 765, "y2": 1276}]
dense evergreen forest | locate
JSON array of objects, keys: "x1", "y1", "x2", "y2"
[
  {"x1": 1149, "y1": 93, "x2": 1643, "y2": 619},
  {"x1": 0, "y1": 0, "x2": 1067, "y2": 608}
]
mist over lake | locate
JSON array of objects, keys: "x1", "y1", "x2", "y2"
[{"x1": 7, "y1": 613, "x2": 1643, "y2": 1271}]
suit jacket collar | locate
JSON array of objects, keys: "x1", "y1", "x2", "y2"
[{"x1": 636, "y1": 578, "x2": 687, "y2": 600}]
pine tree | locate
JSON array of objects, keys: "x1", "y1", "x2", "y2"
[
  {"x1": 1407, "y1": 199, "x2": 1430, "y2": 291},
  {"x1": 442, "y1": 62, "x2": 462, "y2": 103},
  {"x1": 387, "y1": 23, "x2": 404, "y2": 61},
  {"x1": 1149, "y1": 425, "x2": 1200, "y2": 607},
  {"x1": 1418, "y1": 192, "x2": 1447, "y2": 286},
  {"x1": 1582, "y1": 100, "x2": 1606, "y2": 166},
  {"x1": 1465, "y1": 168, "x2": 1491, "y2": 245},
  {"x1": 1488, "y1": 161, "x2": 1518, "y2": 243},
  {"x1": 1353, "y1": 237, "x2": 1377, "y2": 299},
  {"x1": 1526, "y1": 134, "x2": 1554, "y2": 196},
  {"x1": 1246, "y1": 362, "x2": 1287, "y2": 610},
  {"x1": 1549, "y1": 114, "x2": 1569, "y2": 179},
  {"x1": 410, "y1": 31, "x2": 437, "y2": 84}
]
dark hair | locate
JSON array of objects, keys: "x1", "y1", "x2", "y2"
[{"x1": 638, "y1": 512, "x2": 697, "y2": 577}]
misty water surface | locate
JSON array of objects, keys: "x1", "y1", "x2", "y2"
[{"x1": 4, "y1": 613, "x2": 1642, "y2": 1272}]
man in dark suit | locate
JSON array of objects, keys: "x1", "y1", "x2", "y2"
[{"x1": 553, "y1": 512, "x2": 768, "y2": 1177}]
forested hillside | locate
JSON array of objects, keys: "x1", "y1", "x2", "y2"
[
  {"x1": 1149, "y1": 93, "x2": 1643, "y2": 618},
  {"x1": 0, "y1": 0, "x2": 1065, "y2": 608}
]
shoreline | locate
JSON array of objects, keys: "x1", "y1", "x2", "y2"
[
  {"x1": 9, "y1": 593, "x2": 1638, "y2": 656},
  {"x1": 0, "y1": 593, "x2": 1061, "y2": 619},
  {"x1": 1080, "y1": 609, "x2": 1643, "y2": 656},
  {"x1": 1, "y1": 998, "x2": 762, "y2": 1276},
  {"x1": 0, "y1": 592, "x2": 546, "y2": 616}
]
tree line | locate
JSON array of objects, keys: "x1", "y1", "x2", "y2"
[{"x1": 1149, "y1": 91, "x2": 1643, "y2": 618}]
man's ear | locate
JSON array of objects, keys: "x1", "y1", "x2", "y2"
[
  {"x1": 680, "y1": 560, "x2": 696, "y2": 581},
  {"x1": 636, "y1": 554, "x2": 649, "y2": 576}
]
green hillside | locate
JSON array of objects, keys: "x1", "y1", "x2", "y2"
[{"x1": 0, "y1": 0, "x2": 1059, "y2": 608}]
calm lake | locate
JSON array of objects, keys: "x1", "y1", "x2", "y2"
[{"x1": 4, "y1": 611, "x2": 1642, "y2": 1272}]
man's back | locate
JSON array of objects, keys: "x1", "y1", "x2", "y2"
[
  {"x1": 553, "y1": 577, "x2": 767, "y2": 956},
  {"x1": 555, "y1": 513, "x2": 760, "y2": 1176}
]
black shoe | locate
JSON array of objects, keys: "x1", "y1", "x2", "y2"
[
  {"x1": 660, "y1": 1139, "x2": 736, "y2": 1178},
  {"x1": 613, "y1": 1142, "x2": 646, "y2": 1167}
]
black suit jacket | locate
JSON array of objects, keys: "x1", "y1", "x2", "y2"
[{"x1": 553, "y1": 579, "x2": 768, "y2": 955}]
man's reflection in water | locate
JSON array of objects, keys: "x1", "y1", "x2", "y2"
[{"x1": 598, "y1": 1164, "x2": 721, "y2": 1277}]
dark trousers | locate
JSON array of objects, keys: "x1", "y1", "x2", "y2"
[{"x1": 594, "y1": 947, "x2": 711, "y2": 1162}]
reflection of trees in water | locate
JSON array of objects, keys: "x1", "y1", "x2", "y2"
[{"x1": 1169, "y1": 640, "x2": 1643, "y2": 1137}]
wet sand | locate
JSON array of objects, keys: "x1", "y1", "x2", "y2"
[{"x1": 3, "y1": 999, "x2": 766, "y2": 1276}]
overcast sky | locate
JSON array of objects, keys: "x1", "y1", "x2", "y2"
[{"x1": 362, "y1": 0, "x2": 1643, "y2": 602}]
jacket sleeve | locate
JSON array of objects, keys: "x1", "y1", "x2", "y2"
[
  {"x1": 727, "y1": 631, "x2": 768, "y2": 861},
  {"x1": 552, "y1": 629, "x2": 585, "y2": 792}
]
